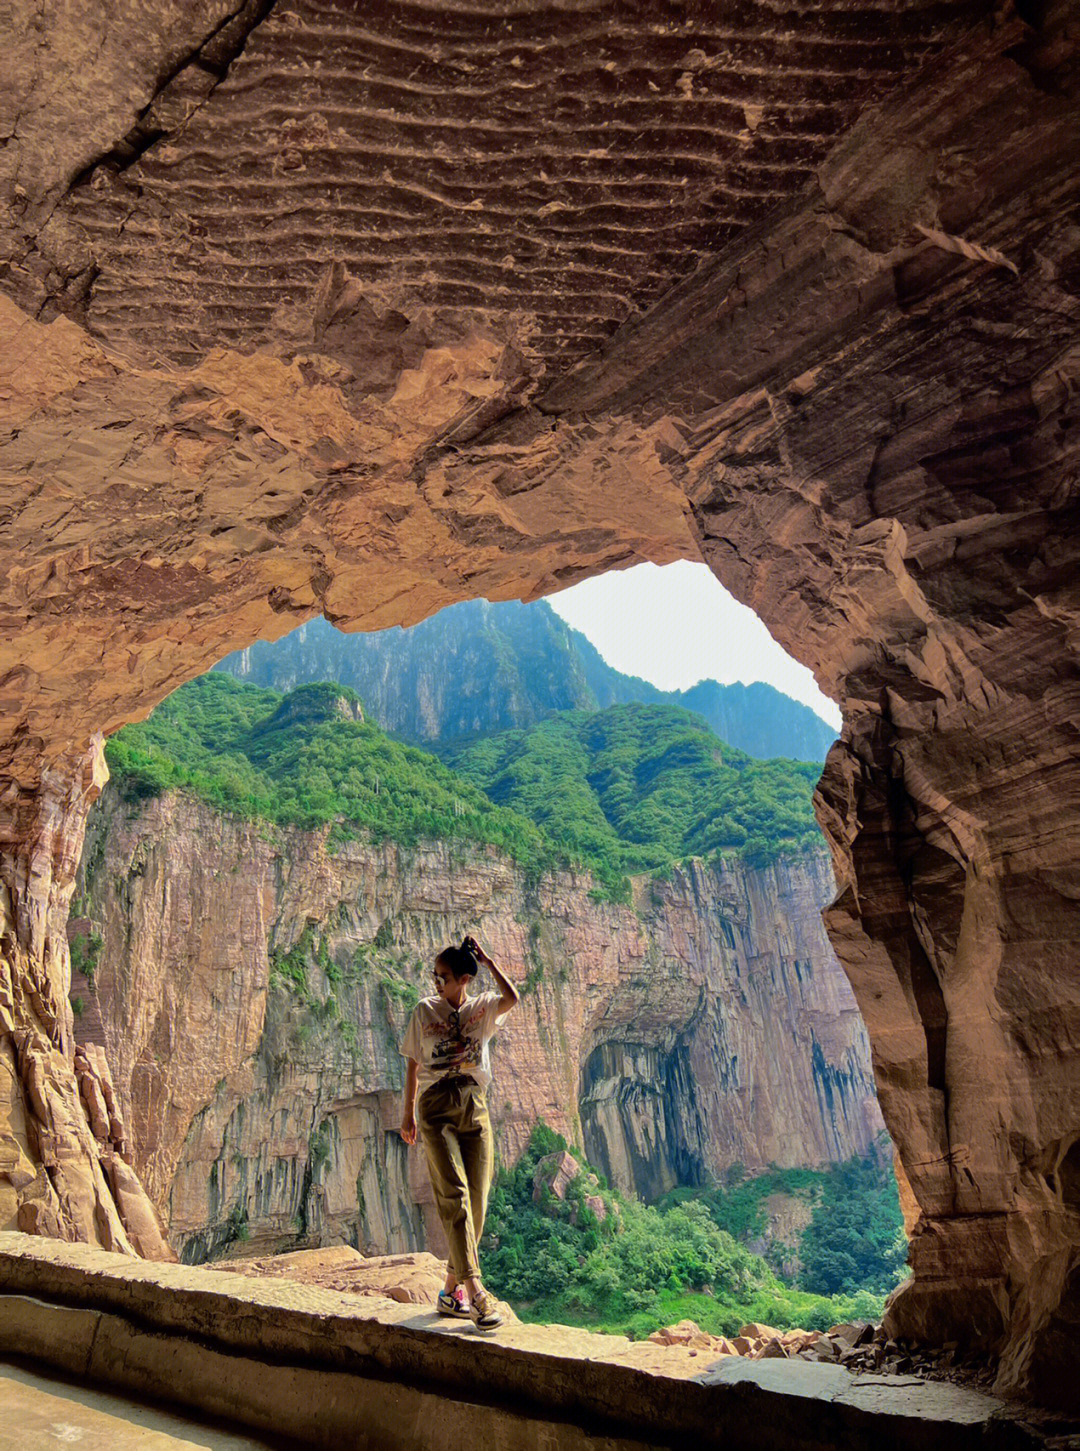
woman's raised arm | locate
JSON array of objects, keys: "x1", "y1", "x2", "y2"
[{"x1": 465, "y1": 936, "x2": 519, "y2": 1016}]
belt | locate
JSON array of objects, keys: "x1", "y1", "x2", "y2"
[{"x1": 421, "y1": 1072, "x2": 475, "y2": 1094}]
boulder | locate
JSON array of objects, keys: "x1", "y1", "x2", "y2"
[
  {"x1": 647, "y1": 1320, "x2": 700, "y2": 1347},
  {"x1": 781, "y1": 1330, "x2": 822, "y2": 1353},
  {"x1": 647, "y1": 1322, "x2": 737, "y2": 1356},
  {"x1": 758, "y1": 1339, "x2": 790, "y2": 1360},
  {"x1": 533, "y1": 1150, "x2": 581, "y2": 1204}
]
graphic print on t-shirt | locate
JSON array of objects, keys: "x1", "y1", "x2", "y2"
[
  {"x1": 427, "y1": 1002, "x2": 487, "y2": 1075},
  {"x1": 401, "y1": 990, "x2": 501, "y2": 1089}
]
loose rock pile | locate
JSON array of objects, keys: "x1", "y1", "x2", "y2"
[
  {"x1": 646, "y1": 1318, "x2": 832, "y2": 1360},
  {"x1": 647, "y1": 1318, "x2": 998, "y2": 1387}
]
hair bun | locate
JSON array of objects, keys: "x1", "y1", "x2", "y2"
[{"x1": 436, "y1": 940, "x2": 479, "y2": 980}]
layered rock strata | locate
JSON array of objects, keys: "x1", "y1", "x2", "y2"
[
  {"x1": 0, "y1": 743, "x2": 170, "y2": 1259},
  {"x1": 73, "y1": 786, "x2": 880, "y2": 1261},
  {"x1": 2, "y1": 0, "x2": 1079, "y2": 1409}
]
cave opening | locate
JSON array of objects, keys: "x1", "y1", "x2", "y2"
[
  {"x1": 66, "y1": 572, "x2": 870, "y2": 1281},
  {"x1": 42, "y1": 570, "x2": 928, "y2": 1430}
]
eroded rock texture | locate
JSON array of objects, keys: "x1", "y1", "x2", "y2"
[
  {"x1": 74, "y1": 788, "x2": 878, "y2": 1262},
  {"x1": 0, "y1": 741, "x2": 170, "y2": 1258},
  {"x1": 2, "y1": 0, "x2": 1080, "y2": 1410}
]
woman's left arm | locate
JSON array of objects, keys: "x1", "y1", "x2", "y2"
[{"x1": 467, "y1": 938, "x2": 519, "y2": 1016}]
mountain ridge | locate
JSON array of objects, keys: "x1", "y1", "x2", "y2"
[
  {"x1": 214, "y1": 599, "x2": 838, "y2": 763},
  {"x1": 106, "y1": 676, "x2": 823, "y2": 904}
]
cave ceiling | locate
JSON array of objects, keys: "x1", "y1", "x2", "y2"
[
  {"x1": 8, "y1": 0, "x2": 990, "y2": 366},
  {"x1": 0, "y1": 0, "x2": 1003, "y2": 788}
]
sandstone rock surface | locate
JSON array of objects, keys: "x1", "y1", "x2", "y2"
[
  {"x1": 207, "y1": 1244, "x2": 522, "y2": 1318},
  {"x1": 0, "y1": 1231, "x2": 1029, "y2": 1451},
  {"x1": 1, "y1": 0, "x2": 1079, "y2": 1413}
]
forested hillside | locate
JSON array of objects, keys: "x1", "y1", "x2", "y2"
[
  {"x1": 105, "y1": 677, "x2": 823, "y2": 902},
  {"x1": 565, "y1": 623, "x2": 838, "y2": 762},
  {"x1": 215, "y1": 600, "x2": 838, "y2": 762},
  {"x1": 446, "y1": 705, "x2": 824, "y2": 885},
  {"x1": 106, "y1": 675, "x2": 550, "y2": 867},
  {"x1": 481, "y1": 1125, "x2": 903, "y2": 1339}
]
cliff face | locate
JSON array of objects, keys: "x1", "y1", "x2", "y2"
[
  {"x1": 217, "y1": 606, "x2": 598, "y2": 747},
  {"x1": 76, "y1": 788, "x2": 881, "y2": 1262},
  {"x1": 0, "y1": 747, "x2": 171, "y2": 1260}
]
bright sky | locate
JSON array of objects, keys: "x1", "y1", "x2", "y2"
[{"x1": 546, "y1": 561, "x2": 842, "y2": 729}]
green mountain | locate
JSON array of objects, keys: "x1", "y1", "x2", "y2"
[
  {"x1": 215, "y1": 602, "x2": 594, "y2": 746},
  {"x1": 105, "y1": 676, "x2": 551, "y2": 871},
  {"x1": 214, "y1": 599, "x2": 837, "y2": 762},
  {"x1": 105, "y1": 677, "x2": 822, "y2": 902},
  {"x1": 445, "y1": 705, "x2": 824, "y2": 879}
]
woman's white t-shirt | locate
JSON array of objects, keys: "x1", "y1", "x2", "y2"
[{"x1": 400, "y1": 990, "x2": 503, "y2": 1091}]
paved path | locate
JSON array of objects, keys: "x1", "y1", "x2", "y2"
[{"x1": 0, "y1": 1364, "x2": 277, "y2": 1450}]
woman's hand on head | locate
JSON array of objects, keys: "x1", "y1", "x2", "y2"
[{"x1": 463, "y1": 935, "x2": 493, "y2": 967}]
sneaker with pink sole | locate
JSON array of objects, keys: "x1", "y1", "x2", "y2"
[{"x1": 436, "y1": 1287, "x2": 471, "y2": 1318}]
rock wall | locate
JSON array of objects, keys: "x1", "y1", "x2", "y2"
[
  {"x1": 4, "y1": 0, "x2": 1080, "y2": 1410},
  {"x1": 0, "y1": 746, "x2": 170, "y2": 1259},
  {"x1": 75, "y1": 788, "x2": 881, "y2": 1262}
]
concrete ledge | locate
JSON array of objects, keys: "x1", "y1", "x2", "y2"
[{"x1": 0, "y1": 1233, "x2": 1039, "y2": 1450}]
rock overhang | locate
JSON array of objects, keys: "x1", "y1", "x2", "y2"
[
  {"x1": 1, "y1": 0, "x2": 1080, "y2": 1417},
  {"x1": 0, "y1": 1, "x2": 1070, "y2": 789},
  {"x1": 5, "y1": 0, "x2": 994, "y2": 365}
]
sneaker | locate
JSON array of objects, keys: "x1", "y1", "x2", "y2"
[
  {"x1": 436, "y1": 1287, "x2": 471, "y2": 1318},
  {"x1": 470, "y1": 1288, "x2": 503, "y2": 1331}
]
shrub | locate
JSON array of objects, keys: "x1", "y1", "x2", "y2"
[{"x1": 482, "y1": 1126, "x2": 903, "y2": 1340}]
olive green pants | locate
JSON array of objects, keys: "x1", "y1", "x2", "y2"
[{"x1": 416, "y1": 1075, "x2": 493, "y2": 1281}]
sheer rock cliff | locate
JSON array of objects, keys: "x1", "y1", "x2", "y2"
[{"x1": 74, "y1": 788, "x2": 881, "y2": 1263}]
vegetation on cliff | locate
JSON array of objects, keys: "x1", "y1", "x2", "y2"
[
  {"x1": 482, "y1": 1125, "x2": 899, "y2": 1339},
  {"x1": 105, "y1": 676, "x2": 824, "y2": 901},
  {"x1": 659, "y1": 1147, "x2": 906, "y2": 1297},
  {"x1": 106, "y1": 675, "x2": 554, "y2": 867},
  {"x1": 446, "y1": 704, "x2": 824, "y2": 884}
]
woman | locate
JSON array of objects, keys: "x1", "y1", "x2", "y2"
[{"x1": 399, "y1": 934, "x2": 519, "y2": 1330}]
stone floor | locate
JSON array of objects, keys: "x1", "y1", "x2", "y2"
[
  {"x1": 3, "y1": 1234, "x2": 1062, "y2": 1451},
  {"x1": 0, "y1": 1363, "x2": 278, "y2": 1451}
]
